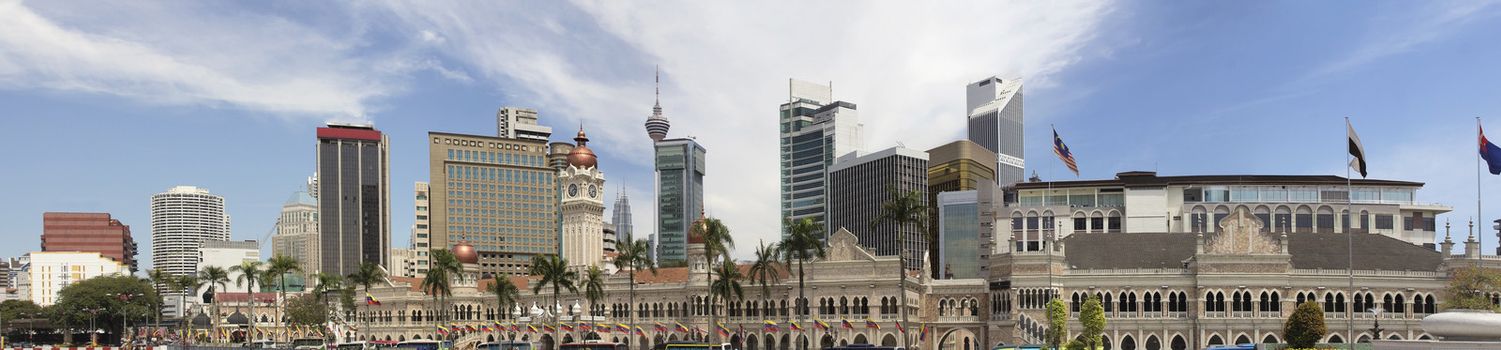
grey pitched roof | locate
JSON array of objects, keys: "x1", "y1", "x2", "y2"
[{"x1": 1060, "y1": 232, "x2": 1443, "y2": 271}]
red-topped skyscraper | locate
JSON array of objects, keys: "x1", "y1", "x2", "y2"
[
  {"x1": 42, "y1": 212, "x2": 138, "y2": 272},
  {"x1": 316, "y1": 123, "x2": 390, "y2": 276}
]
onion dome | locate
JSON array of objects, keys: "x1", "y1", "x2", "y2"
[
  {"x1": 688, "y1": 208, "x2": 708, "y2": 244},
  {"x1": 566, "y1": 127, "x2": 598, "y2": 168},
  {"x1": 227, "y1": 311, "x2": 249, "y2": 325},
  {"x1": 645, "y1": 68, "x2": 670, "y2": 142},
  {"x1": 453, "y1": 242, "x2": 479, "y2": 264}
]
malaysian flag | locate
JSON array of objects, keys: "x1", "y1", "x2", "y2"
[{"x1": 1054, "y1": 128, "x2": 1079, "y2": 176}]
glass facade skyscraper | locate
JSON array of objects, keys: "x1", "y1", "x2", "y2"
[
  {"x1": 779, "y1": 79, "x2": 862, "y2": 238},
  {"x1": 966, "y1": 76, "x2": 1024, "y2": 186},
  {"x1": 316, "y1": 124, "x2": 390, "y2": 277},
  {"x1": 654, "y1": 138, "x2": 705, "y2": 266},
  {"x1": 937, "y1": 190, "x2": 980, "y2": 279}
]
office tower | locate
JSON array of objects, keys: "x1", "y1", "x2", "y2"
[
  {"x1": 558, "y1": 128, "x2": 607, "y2": 268},
  {"x1": 41, "y1": 212, "x2": 138, "y2": 272},
  {"x1": 151, "y1": 186, "x2": 230, "y2": 277},
  {"x1": 411, "y1": 182, "x2": 431, "y2": 276},
  {"x1": 603, "y1": 225, "x2": 618, "y2": 259},
  {"x1": 17, "y1": 252, "x2": 129, "y2": 306},
  {"x1": 612, "y1": 189, "x2": 633, "y2": 243},
  {"x1": 548, "y1": 142, "x2": 575, "y2": 171},
  {"x1": 965, "y1": 76, "x2": 1024, "y2": 186},
  {"x1": 272, "y1": 190, "x2": 319, "y2": 277},
  {"x1": 936, "y1": 191, "x2": 981, "y2": 279},
  {"x1": 779, "y1": 79, "x2": 863, "y2": 238},
  {"x1": 430, "y1": 124, "x2": 555, "y2": 276},
  {"x1": 653, "y1": 139, "x2": 706, "y2": 266},
  {"x1": 316, "y1": 124, "x2": 391, "y2": 277},
  {"x1": 925, "y1": 140, "x2": 997, "y2": 276},
  {"x1": 647, "y1": 233, "x2": 658, "y2": 266},
  {"x1": 827, "y1": 146, "x2": 929, "y2": 269},
  {"x1": 497, "y1": 107, "x2": 554, "y2": 142},
  {"x1": 197, "y1": 240, "x2": 260, "y2": 293}
]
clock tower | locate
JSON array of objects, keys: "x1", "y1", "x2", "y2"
[{"x1": 559, "y1": 127, "x2": 607, "y2": 268}]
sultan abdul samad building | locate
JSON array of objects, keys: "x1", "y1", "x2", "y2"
[{"x1": 345, "y1": 172, "x2": 1501, "y2": 350}]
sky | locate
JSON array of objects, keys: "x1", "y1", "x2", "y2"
[{"x1": 4, "y1": 1, "x2": 1501, "y2": 270}]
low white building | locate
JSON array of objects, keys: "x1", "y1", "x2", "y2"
[
  {"x1": 198, "y1": 240, "x2": 261, "y2": 294},
  {"x1": 17, "y1": 251, "x2": 130, "y2": 306}
]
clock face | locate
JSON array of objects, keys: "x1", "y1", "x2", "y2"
[
  {"x1": 568, "y1": 184, "x2": 579, "y2": 197},
  {"x1": 589, "y1": 185, "x2": 598, "y2": 198}
]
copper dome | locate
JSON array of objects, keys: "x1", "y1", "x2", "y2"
[
  {"x1": 688, "y1": 208, "x2": 708, "y2": 244},
  {"x1": 453, "y1": 242, "x2": 479, "y2": 264},
  {"x1": 567, "y1": 127, "x2": 598, "y2": 168}
]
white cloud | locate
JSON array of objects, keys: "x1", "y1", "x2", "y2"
[
  {"x1": 370, "y1": 0, "x2": 1115, "y2": 258},
  {"x1": 0, "y1": 0, "x2": 400, "y2": 121}
]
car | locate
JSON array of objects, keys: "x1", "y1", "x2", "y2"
[{"x1": 479, "y1": 340, "x2": 533, "y2": 350}]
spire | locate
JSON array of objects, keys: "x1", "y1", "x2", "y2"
[
  {"x1": 654, "y1": 65, "x2": 661, "y2": 111},
  {"x1": 644, "y1": 66, "x2": 671, "y2": 142}
]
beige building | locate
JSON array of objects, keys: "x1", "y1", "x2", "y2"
[
  {"x1": 430, "y1": 127, "x2": 557, "y2": 276},
  {"x1": 410, "y1": 181, "x2": 432, "y2": 277},
  {"x1": 272, "y1": 190, "x2": 319, "y2": 277},
  {"x1": 16, "y1": 251, "x2": 130, "y2": 306}
]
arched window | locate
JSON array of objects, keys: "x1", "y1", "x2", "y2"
[
  {"x1": 1071, "y1": 293, "x2": 1082, "y2": 313},
  {"x1": 1394, "y1": 294, "x2": 1406, "y2": 313}
]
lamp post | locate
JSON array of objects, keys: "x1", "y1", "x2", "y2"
[
  {"x1": 86, "y1": 308, "x2": 103, "y2": 347},
  {"x1": 111, "y1": 292, "x2": 140, "y2": 346},
  {"x1": 1367, "y1": 307, "x2": 1384, "y2": 342}
]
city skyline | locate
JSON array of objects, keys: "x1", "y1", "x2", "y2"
[{"x1": 8, "y1": 1, "x2": 1501, "y2": 269}]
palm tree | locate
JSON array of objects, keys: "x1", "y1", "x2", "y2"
[
  {"x1": 147, "y1": 268, "x2": 171, "y2": 328},
  {"x1": 747, "y1": 242, "x2": 782, "y2": 310},
  {"x1": 581, "y1": 265, "x2": 607, "y2": 319},
  {"x1": 487, "y1": 276, "x2": 521, "y2": 323},
  {"x1": 174, "y1": 274, "x2": 199, "y2": 338},
  {"x1": 198, "y1": 266, "x2": 230, "y2": 341},
  {"x1": 871, "y1": 185, "x2": 927, "y2": 350},
  {"x1": 779, "y1": 217, "x2": 826, "y2": 325},
  {"x1": 614, "y1": 238, "x2": 656, "y2": 346},
  {"x1": 265, "y1": 255, "x2": 302, "y2": 342},
  {"x1": 347, "y1": 262, "x2": 386, "y2": 342},
  {"x1": 230, "y1": 261, "x2": 264, "y2": 345},
  {"x1": 709, "y1": 261, "x2": 744, "y2": 342},
  {"x1": 313, "y1": 273, "x2": 343, "y2": 342},
  {"x1": 691, "y1": 216, "x2": 734, "y2": 342},
  {"x1": 529, "y1": 254, "x2": 577, "y2": 348},
  {"x1": 423, "y1": 249, "x2": 461, "y2": 338}
]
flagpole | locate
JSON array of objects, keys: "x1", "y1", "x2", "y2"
[
  {"x1": 1478, "y1": 117, "x2": 1484, "y2": 264},
  {"x1": 1345, "y1": 117, "x2": 1355, "y2": 349}
]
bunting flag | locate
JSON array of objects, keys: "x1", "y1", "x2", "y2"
[
  {"x1": 763, "y1": 320, "x2": 780, "y2": 333},
  {"x1": 615, "y1": 323, "x2": 630, "y2": 333},
  {"x1": 481, "y1": 325, "x2": 493, "y2": 333},
  {"x1": 365, "y1": 293, "x2": 382, "y2": 306},
  {"x1": 436, "y1": 326, "x2": 450, "y2": 336},
  {"x1": 1348, "y1": 119, "x2": 1367, "y2": 178},
  {"x1": 543, "y1": 324, "x2": 557, "y2": 333},
  {"x1": 511, "y1": 324, "x2": 522, "y2": 332},
  {"x1": 634, "y1": 326, "x2": 647, "y2": 336},
  {"x1": 864, "y1": 319, "x2": 879, "y2": 330},
  {"x1": 813, "y1": 320, "x2": 830, "y2": 331},
  {"x1": 716, "y1": 322, "x2": 731, "y2": 338},
  {"x1": 895, "y1": 322, "x2": 906, "y2": 334},
  {"x1": 1481, "y1": 124, "x2": 1501, "y2": 175},
  {"x1": 1053, "y1": 127, "x2": 1080, "y2": 176},
  {"x1": 918, "y1": 324, "x2": 929, "y2": 341},
  {"x1": 840, "y1": 319, "x2": 854, "y2": 330},
  {"x1": 674, "y1": 322, "x2": 689, "y2": 333},
  {"x1": 789, "y1": 321, "x2": 803, "y2": 332},
  {"x1": 578, "y1": 323, "x2": 593, "y2": 332},
  {"x1": 527, "y1": 325, "x2": 538, "y2": 334},
  {"x1": 654, "y1": 322, "x2": 668, "y2": 333},
  {"x1": 466, "y1": 324, "x2": 479, "y2": 332},
  {"x1": 450, "y1": 323, "x2": 462, "y2": 332},
  {"x1": 561, "y1": 324, "x2": 575, "y2": 332},
  {"x1": 597, "y1": 324, "x2": 612, "y2": 333}
]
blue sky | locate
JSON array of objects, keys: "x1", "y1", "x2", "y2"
[{"x1": 4, "y1": 1, "x2": 1501, "y2": 269}]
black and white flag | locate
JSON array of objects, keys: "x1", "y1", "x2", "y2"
[{"x1": 1348, "y1": 120, "x2": 1367, "y2": 178}]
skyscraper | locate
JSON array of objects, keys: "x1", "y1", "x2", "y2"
[
  {"x1": 827, "y1": 146, "x2": 929, "y2": 269},
  {"x1": 779, "y1": 79, "x2": 863, "y2": 238},
  {"x1": 925, "y1": 140, "x2": 997, "y2": 277},
  {"x1": 497, "y1": 107, "x2": 554, "y2": 142},
  {"x1": 316, "y1": 124, "x2": 390, "y2": 276},
  {"x1": 643, "y1": 70, "x2": 705, "y2": 266},
  {"x1": 429, "y1": 115, "x2": 556, "y2": 276},
  {"x1": 271, "y1": 190, "x2": 319, "y2": 277},
  {"x1": 150, "y1": 186, "x2": 230, "y2": 277},
  {"x1": 612, "y1": 188, "x2": 633, "y2": 244},
  {"x1": 558, "y1": 128, "x2": 607, "y2": 268},
  {"x1": 41, "y1": 212, "x2": 138, "y2": 272},
  {"x1": 965, "y1": 76, "x2": 1024, "y2": 186},
  {"x1": 411, "y1": 182, "x2": 431, "y2": 276}
]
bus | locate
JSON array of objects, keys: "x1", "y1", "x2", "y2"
[
  {"x1": 290, "y1": 338, "x2": 328, "y2": 350},
  {"x1": 396, "y1": 339, "x2": 444, "y2": 350},
  {"x1": 990, "y1": 344, "x2": 1045, "y2": 350},
  {"x1": 480, "y1": 340, "x2": 533, "y2": 350},
  {"x1": 651, "y1": 341, "x2": 727, "y2": 350},
  {"x1": 561, "y1": 341, "x2": 627, "y2": 350},
  {"x1": 338, "y1": 341, "x2": 376, "y2": 350},
  {"x1": 823, "y1": 344, "x2": 904, "y2": 350}
]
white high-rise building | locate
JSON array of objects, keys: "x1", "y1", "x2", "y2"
[
  {"x1": 559, "y1": 128, "x2": 607, "y2": 268},
  {"x1": 409, "y1": 182, "x2": 431, "y2": 276},
  {"x1": 271, "y1": 190, "x2": 319, "y2": 277},
  {"x1": 966, "y1": 76, "x2": 1024, "y2": 186},
  {"x1": 151, "y1": 186, "x2": 230, "y2": 277},
  {"x1": 497, "y1": 107, "x2": 554, "y2": 142},
  {"x1": 779, "y1": 79, "x2": 863, "y2": 238}
]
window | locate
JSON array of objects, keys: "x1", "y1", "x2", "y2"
[
  {"x1": 1205, "y1": 187, "x2": 1230, "y2": 202},
  {"x1": 1375, "y1": 215, "x2": 1394, "y2": 230}
]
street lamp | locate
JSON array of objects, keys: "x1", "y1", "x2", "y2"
[
  {"x1": 109, "y1": 292, "x2": 141, "y2": 346},
  {"x1": 85, "y1": 308, "x2": 104, "y2": 347},
  {"x1": 1367, "y1": 307, "x2": 1384, "y2": 342}
]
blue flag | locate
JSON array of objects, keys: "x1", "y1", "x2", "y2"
[{"x1": 1482, "y1": 126, "x2": 1501, "y2": 175}]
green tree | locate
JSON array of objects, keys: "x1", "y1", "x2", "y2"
[
  {"x1": 487, "y1": 275, "x2": 521, "y2": 322},
  {"x1": 173, "y1": 274, "x2": 199, "y2": 338},
  {"x1": 1283, "y1": 301, "x2": 1326, "y2": 348},
  {"x1": 229, "y1": 261, "x2": 264, "y2": 345},
  {"x1": 747, "y1": 242, "x2": 781, "y2": 305},
  {"x1": 710, "y1": 261, "x2": 745, "y2": 336},
  {"x1": 614, "y1": 238, "x2": 656, "y2": 344},
  {"x1": 1443, "y1": 266, "x2": 1501, "y2": 311},
  {"x1": 198, "y1": 265, "x2": 230, "y2": 339},
  {"x1": 265, "y1": 255, "x2": 302, "y2": 342},
  {"x1": 1045, "y1": 298, "x2": 1067, "y2": 349},
  {"x1": 1078, "y1": 296, "x2": 1105, "y2": 350},
  {"x1": 529, "y1": 254, "x2": 577, "y2": 346},
  {"x1": 691, "y1": 216, "x2": 734, "y2": 342},
  {"x1": 423, "y1": 249, "x2": 461, "y2": 337},
  {"x1": 778, "y1": 218, "x2": 825, "y2": 324},
  {"x1": 145, "y1": 268, "x2": 171, "y2": 327},
  {"x1": 348, "y1": 261, "x2": 386, "y2": 341},
  {"x1": 284, "y1": 294, "x2": 328, "y2": 327},
  {"x1": 871, "y1": 185, "x2": 927, "y2": 349},
  {"x1": 0, "y1": 300, "x2": 42, "y2": 341},
  {"x1": 312, "y1": 272, "x2": 343, "y2": 341},
  {"x1": 51, "y1": 274, "x2": 160, "y2": 345},
  {"x1": 582, "y1": 265, "x2": 607, "y2": 319}
]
